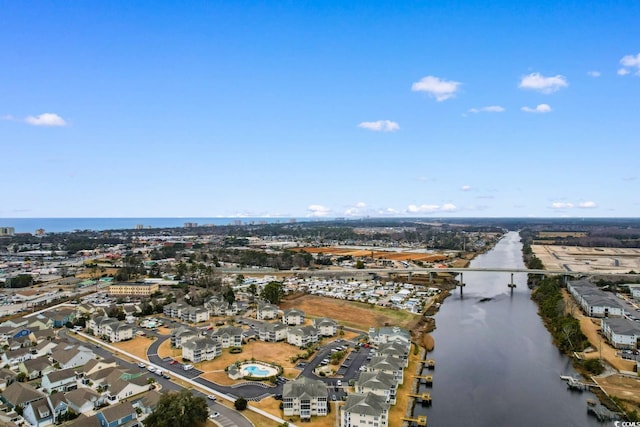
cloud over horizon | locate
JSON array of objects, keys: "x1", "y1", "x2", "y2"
[
  {"x1": 407, "y1": 203, "x2": 457, "y2": 213},
  {"x1": 519, "y1": 72, "x2": 568, "y2": 93},
  {"x1": 357, "y1": 120, "x2": 400, "y2": 132},
  {"x1": 468, "y1": 105, "x2": 505, "y2": 113},
  {"x1": 411, "y1": 75, "x2": 461, "y2": 101},
  {"x1": 306, "y1": 204, "x2": 331, "y2": 217},
  {"x1": 550, "y1": 201, "x2": 598, "y2": 210},
  {"x1": 521, "y1": 104, "x2": 552, "y2": 113}
]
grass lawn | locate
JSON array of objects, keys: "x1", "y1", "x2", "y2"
[
  {"x1": 281, "y1": 294, "x2": 421, "y2": 332},
  {"x1": 111, "y1": 336, "x2": 154, "y2": 360},
  {"x1": 251, "y1": 396, "x2": 339, "y2": 427}
]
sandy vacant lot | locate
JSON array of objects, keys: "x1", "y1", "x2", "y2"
[
  {"x1": 281, "y1": 294, "x2": 421, "y2": 332},
  {"x1": 532, "y1": 245, "x2": 640, "y2": 274},
  {"x1": 595, "y1": 375, "x2": 640, "y2": 405},
  {"x1": 111, "y1": 336, "x2": 155, "y2": 361},
  {"x1": 293, "y1": 247, "x2": 448, "y2": 262}
]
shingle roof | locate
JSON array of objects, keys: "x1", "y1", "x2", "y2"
[
  {"x1": 1, "y1": 382, "x2": 45, "y2": 407},
  {"x1": 283, "y1": 376, "x2": 327, "y2": 400},
  {"x1": 343, "y1": 393, "x2": 389, "y2": 417}
]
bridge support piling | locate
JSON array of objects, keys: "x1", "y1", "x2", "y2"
[
  {"x1": 429, "y1": 272, "x2": 433, "y2": 285},
  {"x1": 458, "y1": 272, "x2": 465, "y2": 297},
  {"x1": 508, "y1": 272, "x2": 516, "y2": 294}
]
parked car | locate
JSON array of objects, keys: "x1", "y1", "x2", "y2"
[
  {"x1": 138, "y1": 362, "x2": 146, "y2": 368},
  {"x1": 207, "y1": 395, "x2": 217, "y2": 401},
  {"x1": 209, "y1": 412, "x2": 220, "y2": 419}
]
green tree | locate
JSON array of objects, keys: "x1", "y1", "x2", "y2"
[
  {"x1": 234, "y1": 396, "x2": 248, "y2": 411},
  {"x1": 260, "y1": 281, "x2": 284, "y2": 304},
  {"x1": 144, "y1": 389, "x2": 209, "y2": 427},
  {"x1": 223, "y1": 286, "x2": 236, "y2": 305},
  {"x1": 355, "y1": 260, "x2": 365, "y2": 269}
]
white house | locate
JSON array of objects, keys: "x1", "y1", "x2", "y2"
[
  {"x1": 287, "y1": 325, "x2": 318, "y2": 348},
  {"x1": 258, "y1": 323, "x2": 288, "y2": 342},
  {"x1": 41, "y1": 368, "x2": 78, "y2": 393},
  {"x1": 368, "y1": 326, "x2": 411, "y2": 346},
  {"x1": 210, "y1": 326, "x2": 243, "y2": 348},
  {"x1": 354, "y1": 371, "x2": 397, "y2": 404},
  {"x1": 282, "y1": 308, "x2": 305, "y2": 326},
  {"x1": 601, "y1": 317, "x2": 640, "y2": 349},
  {"x1": 257, "y1": 302, "x2": 279, "y2": 320},
  {"x1": 181, "y1": 307, "x2": 210, "y2": 324},
  {"x1": 341, "y1": 393, "x2": 389, "y2": 427},
  {"x1": 314, "y1": 318, "x2": 337, "y2": 337},
  {"x1": 283, "y1": 376, "x2": 328, "y2": 420},
  {"x1": 22, "y1": 398, "x2": 55, "y2": 427},
  {"x1": 567, "y1": 279, "x2": 625, "y2": 318},
  {"x1": 182, "y1": 337, "x2": 221, "y2": 363},
  {"x1": 50, "y1": 344, "x2": 95, "y2": 369}
]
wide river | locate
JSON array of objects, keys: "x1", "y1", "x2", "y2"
[{"x1": 415, "y1": 231, "x2": 601, "y2": 426}]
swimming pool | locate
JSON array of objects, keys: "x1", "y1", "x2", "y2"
[{"x1": 239, "y1": 362, "x2": 279, "y2": 378}]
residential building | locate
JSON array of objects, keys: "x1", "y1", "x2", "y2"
[
  {"x1": 314, "y1": 318, "x2": 338, "y2": 337},
  {"x1": 368, "y1": 326, "x2": 411, "y2": 346},
  {"x1": 283, "y1": 376, "x2": 328, "y2": 420},
  {"x1": 258, "y1": 322, "x2": 288, "y2": 342},
  {"x1": 354, "y1": 371, "x2": 397, "y2": 404},
  {"x1": 42, "y1": 368, "x2": 78, "y2": 394},
  {"x1": 50, "y1": 344, "x2": 95, "y2": 369},
  {"x1": 180, "y1": 306, "x2": 210, "y2": 324},
  {"x1": 108, "y1": 282, "x2": 159, "y2": 297},
  {"x1": 19, "y1": 358, "x2": 55, "y2": 381},
  {"x1": 210, "y1": 326, "x2": 243, "y2": 348},
  {"x1": 287, "y1": 325, "x2": 318, "y2": 348},
  {"x1": 601, "y1": 317, "x2": 640, "y2": 349},
  {"x1": 96, "y1": 401, "x2": 137, "y2": 427},
  {"x1": 22, "y1": 398, "x2": 55, "y2": 427},
  {"x1": 567, "y1": 279, "x2": 625, "y2": 318},
  {"x1": 364, "y1": 355, "x2": 405, "y2": 384},
  {"x1": 170, "y1": 326, "x2": 199, "y2": 348},
  {"x1": 282, "y1": 308, "x2": 305, "y2": 326},
  {"x1": 182, "y1": 337, "x2": 221, "y2": 363},
  {"x1": 341, "y1": 393, "x2": 389, "y2": 427},
  {"x1": 64, "y1": 388, "x2": 103, "y2": 414},
  {"x1": 163, "y1": 302, "x2": 187, "y2": 319},
  {"x1": 1, "y1": 347, "x2": 32, "y2": 367},
  {"x1": 1, "y1": 382, "x2": 46, "y2": 410},
  {"x1": 256, "y1": 301, "x2": 279, "y2": 320},
  {"x1": 375, "y1": 341, "x2": 410, "y2": 367}
]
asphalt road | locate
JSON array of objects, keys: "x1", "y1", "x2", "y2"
[{"x1": 62, "y1": 329, "x2": 253, "y2": 427}]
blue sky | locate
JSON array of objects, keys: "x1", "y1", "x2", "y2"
[{"x1": 1, "y1": 1, "x2": 639, "y2": 218}]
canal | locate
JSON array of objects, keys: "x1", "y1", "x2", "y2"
[{"x1": 416, "y1": 231, "x2": 601, "y2": 426}]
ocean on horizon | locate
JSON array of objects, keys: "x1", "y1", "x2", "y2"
[{"x1": 0, "y1": 217, "x2": 309, "y2": 234}]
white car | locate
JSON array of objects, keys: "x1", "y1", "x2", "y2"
[
  {"x1": 147, "y1": 366, "x2": 156, "y2": 373},
  {"x1": 207, "y1": 395, "x2": 217, "y2": 401},
  {"x1": 209, "y1": 412, "x2": 220, "y2": 419}
]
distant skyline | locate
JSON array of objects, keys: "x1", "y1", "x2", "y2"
[{"x1": 2, "y1": 1, "x2": 639, "y2": 218}]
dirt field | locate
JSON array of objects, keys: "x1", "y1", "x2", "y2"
[
  {"x1": 595, "y1": 375, "x2": 640, "y2": 405},
  {"x1": 532, "y1": 245, "x2": 640, "y2": 274},
  {"x1": 293, "y1": 247, "x2": 448, "y2": 263},
  {"x1": 281, "y1": 294, "x2": 421, "y2": 332},
  {"x1": 111, "y1": 336, "x2": 155, "y2": 361}
]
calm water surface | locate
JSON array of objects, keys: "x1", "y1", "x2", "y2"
[{"x1": 415, "y1": 231, "x2": 602, "y2": 427}]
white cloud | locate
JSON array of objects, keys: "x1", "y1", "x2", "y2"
[
  {"x1": 461, "y1": 185, "x2": 472, "y2": 191},
  {"x1": 411, "y1": 75, "x2": 461, "y2": 101},
  {"x1": 587, "y1": 71, "x2": 601, "y2": 78},
  {"x1": 521, "y1": 104, "x2": 552, "y2": 113},
  {"x1": 24, "y1": 113, "x2": 67, "y2": 127},
  {"x1": 551, "y1": 202, "x2": 574, "y2": 209},
  {"x1": 619, "y1": 52, "x2": 640, "y2": 76},
  {"x1": 468, "y1": 105, "x2": 505, "y2": 113},
  {"x1": 306, "y1": 204, "x2": 331, "y2": 217},
  {"x1": 344, "y1": 202, "x2": 368, "y2": 217},
  {"x1": 406, "y1": 203, "x2": 457, "y2": 213},
  {"x1": 578, "y1": 201, "x2": 597, "y2": 208},
  {"x1": 357, "y1": 120, "x2": 400, "y2": 132},
  {"x1": 518, "y1": 72, "x2": 568, "y2": 93}
]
